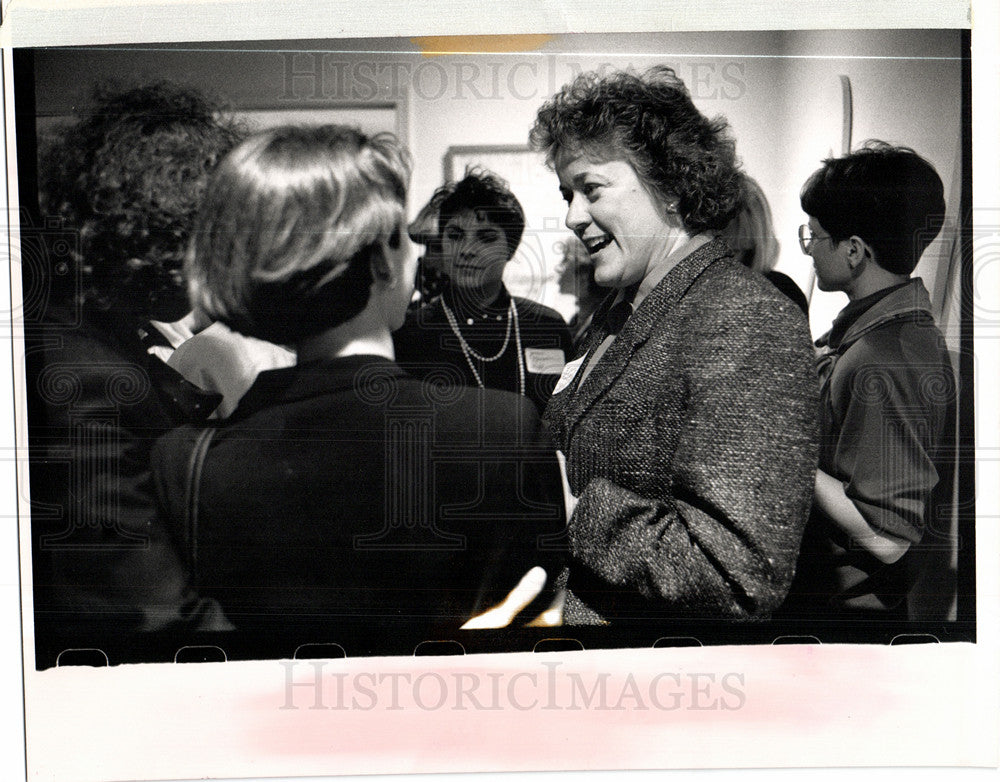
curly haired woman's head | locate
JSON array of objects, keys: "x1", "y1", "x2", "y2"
[
  {"x1": 436, "y1": 168, "x2": 526, "y2": 258},
  {"x1": 529, "y1": 66, "x2": 743, "y2": 232},
  {"x1": 187, "y1": 124, "x2": 412, "y2": 345},
  {"x1": 42, "y1": 81, "x2": 243, "y2": 320}
]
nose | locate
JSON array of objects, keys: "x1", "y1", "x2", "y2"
[
  {"x1": 446, "y1": 233, "x2": 472, "y2": 260},
  {"x1": 564, "y1": 193, "x2": 590, "y2": 234},
  {"x1": 458, "y1": 240, "x2": 477, "y2": 260}
]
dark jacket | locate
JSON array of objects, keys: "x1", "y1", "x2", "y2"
[
  {"x1": 544, "y1": 239, "x2": 819, "y2": 623},
  {"x1": 394, "y1": 286, "x2": 574, "y2": 413},
  {"x1": 151, "y1": 355, "x2": 566, "y2": 634},
  {"x1": 785, "y1": 278, "x2": 956, "y2": 615},
  {"x1": 26, "y1": 305, "x2": 225, "y2": 643}
]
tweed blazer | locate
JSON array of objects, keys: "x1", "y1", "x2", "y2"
[{"x1": 545, "y1": 238, "x2": 819, "y2": 623}]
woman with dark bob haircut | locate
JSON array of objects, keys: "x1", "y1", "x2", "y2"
[
  {"x1": 530, "y1": 66, "x2": 818, "y2": 623},
  {"x1": 152, "y1": 125, "x2": 565, "y2": 635},
  {"x1": 394, "y1": 168, "x2": 574, "y2": 413}
]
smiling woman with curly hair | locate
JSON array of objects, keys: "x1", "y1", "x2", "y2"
[{"x1": 530, "y1": 66, "x2": 819, "y2": 624}]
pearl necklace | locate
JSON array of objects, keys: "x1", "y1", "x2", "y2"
[{"x1": 441, "y1": 297, "x2": 525, "y2": 396}]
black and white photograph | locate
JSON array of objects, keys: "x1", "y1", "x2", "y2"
[
  {"x1": 15, "y1": 28, "x2": 975, "y2": 664},
  {"x1": 1, "y1": 1, "x2": 997, "y2": 780}
]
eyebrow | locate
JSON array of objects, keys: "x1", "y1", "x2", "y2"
[
  {"x1": 559, "y1": 172, "x2": 604, "y2": 195},
  {"x1": 446, "y1": 224, "x2": 500, "y2": 238}
]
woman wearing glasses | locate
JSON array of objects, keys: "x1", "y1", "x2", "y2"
[{"x1": 531, "y1": 66, "x2": 819, "y2": 624}]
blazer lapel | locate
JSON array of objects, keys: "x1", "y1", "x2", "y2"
[{"x1": 560, "y1": 239, "x2": 730, "y2": 435}]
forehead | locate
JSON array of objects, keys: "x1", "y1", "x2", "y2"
[
  {"x1": 442, "y1": 208, "x2": 502, "y2": 231},
  {"x1": 555, "y1": 151, "x2": 637, "y2": 186}
]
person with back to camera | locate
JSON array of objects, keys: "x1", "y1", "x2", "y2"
[
  {"x1": 720, "y1": 173, "x2": 810, "y2": 316},
  {"x1": 530, "y1": 66, "x2": 819, "y2": 624},
  {"x1": 30, "y1": 82, "x2": 241, "y2": 645},
  {"x1": 151, "y1": 126, "x2": 566, "y2": 636},
  {"x1": 393, "y1": 169, "x2": 574, "y2": 413},
  {"x1": 781, "y1": 142, "x2": 955, "y2": 620}
]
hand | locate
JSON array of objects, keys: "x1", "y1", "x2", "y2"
[
  {"x1": 526, "y1": 589, "x2": 565, "y2": 627},
  {"x1": 813, "y1": 469, "x2": 911, "y2": 564},
  {"x1": 460, "y1": 567, "x2": 548, "y2": 630},
  {"x1": 177, "y1": 308, "x2": 214, "y2": 336}
]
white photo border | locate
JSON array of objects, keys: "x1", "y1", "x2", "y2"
[{"x1": 1, "y1": 2, "x2": 996, "y2": 781}]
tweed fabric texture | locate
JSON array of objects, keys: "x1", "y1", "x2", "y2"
[{"x1": 545, "y1": 238, "x2": 819, "y2": 623}]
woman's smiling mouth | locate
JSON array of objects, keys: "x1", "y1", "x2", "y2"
[{"x1": 582, "y1": 234, "x2": 613, "y2": 254}]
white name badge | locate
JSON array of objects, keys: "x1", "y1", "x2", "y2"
[
  {"x1": 551, "y1": 352, "x2": 588, "y2": 395},
  {"x1": 524, "y1": 347, "x2": 566, "y2": 375}
]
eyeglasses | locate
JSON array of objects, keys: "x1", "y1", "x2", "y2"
[{"x1": 798, "y1": 224, "x2": 834, "y2": 255}]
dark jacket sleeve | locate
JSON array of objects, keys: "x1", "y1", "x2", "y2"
[
  {"x1": 469, "y1": 392, "x2": 568, "y2": 618},
  {"x1": 30, "y1": 322, "x2": 228, "y2": 637}
]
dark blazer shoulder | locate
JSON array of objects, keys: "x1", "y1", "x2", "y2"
[
  {"x1": 432, "y1": 383, "x2": 544, "y2": 440},
  {"x1": 152, "y1": 423, "x2": 214, "y2": 488},
  {"x1": 513, "y1": 295, "x2": 568, "y2": 325},
  {"x1": 512, "y1": 296, "x2": 574, "y2": 358}
]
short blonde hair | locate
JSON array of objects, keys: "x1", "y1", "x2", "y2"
[
  {"x1": 187, "y1": 124, "x2": 411, "y2": 343},
  {"x1": 720, "y1": 175, "x2": 780, "y2": 273}
]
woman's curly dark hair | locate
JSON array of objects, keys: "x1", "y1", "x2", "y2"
[
  {"x1": 40, "y1": 80, "x2": 243, "y2": 319},
  {"x1": 436, "y1": 167, "x2": 526, "y2": 258},
  {"x1": 529, "y1": 66, "x2": 743, "y2": 232}
]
